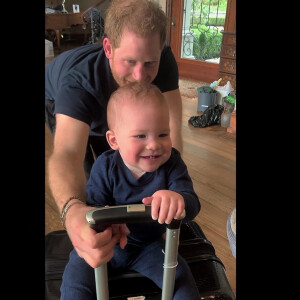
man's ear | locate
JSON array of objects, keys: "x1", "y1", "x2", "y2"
[
  {"x1": 106, "y1": 130, "x2": 119, "y2": 150},
  {"x1": 103, "y1": 37, "x2": 113, "y2": 59}
]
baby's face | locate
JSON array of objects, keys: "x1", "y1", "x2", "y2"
[{"x1": 115, "y1": 96, "x2": 172, "y2": 176}]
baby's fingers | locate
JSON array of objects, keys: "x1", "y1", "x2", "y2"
[
  {"x1": 142, "y1": 197, "x2": 153, "y2": 205},
  {"x1": 142, "y1": 197, "x2": 160, "y2": 221},
  {"x1": 174, "y1": 201, "x2": 185, "y2": 220},
  {"x1": 165, "y1": 202, "x2": 178, "y2": 224},
  {"x1": 149, "y1": 198, "x2": 161, "y2": 221}
]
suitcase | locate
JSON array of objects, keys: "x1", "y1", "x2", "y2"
[
  {"x1": 86, "y1": 204, "x2": 186, "y2": 300},
  {"x1": 45, "y1": 205, "x2": 235, "y2": 300}
]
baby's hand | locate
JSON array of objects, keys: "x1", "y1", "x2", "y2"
[{"x1": 142, "y1": 190, "x2": 185, "y2": 224}]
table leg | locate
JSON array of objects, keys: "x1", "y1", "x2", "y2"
[{"x1": 55, "y1": 29, "x2": 61, "y2": 50}]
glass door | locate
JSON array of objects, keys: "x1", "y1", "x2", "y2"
[{"x1": 169, "y1": 0, "x2": 229, "y2": 83}]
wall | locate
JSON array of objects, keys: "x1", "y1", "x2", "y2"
[
  {"x1": 158, "y1": 0, "x2": 166, "y2": 13},
  {"x1": 46, "y1": 0, "x2": 169, "y2": 45},
  {"x1": 46, "y1": 0, "x2": 166, "y2": 15},
  {"x1": 45, "y1": 0, "x2": 110, "y2": 15}
]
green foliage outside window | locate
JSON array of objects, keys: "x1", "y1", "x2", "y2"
[
  {"x1": 189, "y1": 0, "x2": 227, "y2": 60},
  {"x1": 190, "y1": 25, "x2": 223, "y2": 60}
]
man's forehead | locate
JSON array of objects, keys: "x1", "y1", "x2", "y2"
[{"x1": 118, "y1": 29, "x2": 161, "y2": 49}]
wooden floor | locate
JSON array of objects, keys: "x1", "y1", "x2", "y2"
[
  {"x1": 45, "y1": 40, "x2": 236, "y2": 296},
  {"x1": 179, "y1": 79, "x2": 236, "y2": 296}
]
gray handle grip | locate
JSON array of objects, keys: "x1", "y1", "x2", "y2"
[{"x1": 86, "y1": 204, "x2": 185, "y2": 232}]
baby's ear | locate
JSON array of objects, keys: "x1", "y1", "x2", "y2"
[{"x1": 106, "y1": 130, "x2": 119, "y2": 150}]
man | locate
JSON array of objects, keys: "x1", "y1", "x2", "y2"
[{"x1": 45, "y1": 0, "x2": 183, "y2": 269}]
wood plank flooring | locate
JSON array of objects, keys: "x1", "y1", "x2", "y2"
[
  {"x1": 179, "y1": 78, "x2": 236, "y2": 296},
  {"x1": 45, "y1": 44, "x2": 236, "y2": 296}
]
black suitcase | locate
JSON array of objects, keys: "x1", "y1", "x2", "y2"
[{"x1": 45, "y1": 220, "x2": 235, "y2": 300}]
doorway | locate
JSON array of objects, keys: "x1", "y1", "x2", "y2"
[{"x1": 167, "y1": 0, "x2": 234, "y2": 83}]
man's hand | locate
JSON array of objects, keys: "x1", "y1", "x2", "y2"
[
  {"x1": 111, "y1": 223, "x2": 130, "y2": 249},
  {"x1": 65, "y1": 204, "x2": 130, "y2": 268},
  {"x1": 142, "y1": 190, "x2": 185, "y2": 224}
]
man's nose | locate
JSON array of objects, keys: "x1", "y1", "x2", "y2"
[{"x1": 132, "y1": 64, "x2": 146, "y2": 82}]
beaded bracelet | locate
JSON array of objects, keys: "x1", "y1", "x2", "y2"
[
  {"x1": 60, "y1": 196, "x2": 83, "y2": 229},
  {"x1": 61, "y1": 196, "x2": 81, "y2": 213}
]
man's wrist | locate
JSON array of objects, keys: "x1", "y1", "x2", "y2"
[{"x1": 60, "y1": 196, "x2": 85, "y2": 229}]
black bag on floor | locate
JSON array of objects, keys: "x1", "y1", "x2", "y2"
[
  {"x1": 189, "y1": 104, "x2": 224, "y2": 128},
  {"x1": 45, "y1": 221, "x2": 235, "y2": 300}
]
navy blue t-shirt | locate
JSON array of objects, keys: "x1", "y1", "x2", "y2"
[
  {"x1": 86, "y1": 148, "x2": 201, "y2": 242},
  {"x1": 45, "y1": 43, "x2": 179, "y2": 137}
]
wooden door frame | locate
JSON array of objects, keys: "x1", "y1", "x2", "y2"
[{"x1": 224, "y1": 0, "x2": 236, "y2": 32}]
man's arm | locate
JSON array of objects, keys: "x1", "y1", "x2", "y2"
[
  {"x1": 47, "y1": 114, "x2": 125, "y2": 268},
  {"x1": 48, "y1": 114, "x2": 89, "y2": 211},
  {"x1": 163, "y1": 88, "x2": 183, "y2": 153}
]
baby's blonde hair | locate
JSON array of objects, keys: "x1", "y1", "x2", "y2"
[{"x1": 107, "y1": 82, "x2": 167, "y2": 130}]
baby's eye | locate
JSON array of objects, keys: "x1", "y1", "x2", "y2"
[
  {"x1": 159, "y1": 133, "x2": 169, "y2": 137},
  {"x1": 134, "y1": 134, "x2": 146, "y2": 139}
]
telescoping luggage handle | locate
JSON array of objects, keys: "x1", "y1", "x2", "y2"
[{"x1": 86, "y1": 204, "x2": 185, "y2": 300}]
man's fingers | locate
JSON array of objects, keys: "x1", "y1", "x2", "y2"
[{"x1": 75, "y1": 229, "x2": 121, "y2": 268}]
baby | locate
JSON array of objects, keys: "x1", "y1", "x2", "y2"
[{"x1": 61, "y1": 82, "x2": 201, "y2": 300}]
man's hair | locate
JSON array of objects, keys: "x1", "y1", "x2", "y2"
[
  {"x1": 104, "y1": 0, "x2": 168, "y2": 48},
  {"x1": 107, "y1": 82, "x2": 167, "y2": 129}
]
